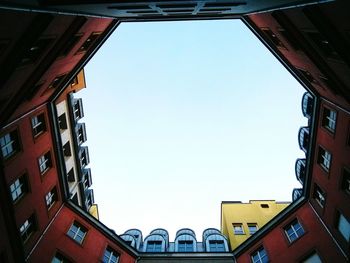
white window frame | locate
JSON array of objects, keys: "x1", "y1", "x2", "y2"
[
  {"x1": 67, "y1": 222, "x2": 87, "y2": 244},
  {"x1": 233, "y1": 224, "x2": 245, "y2": 235},
  {"x1": 103, "y1": 246, "x2": 119, "y2": 263}
]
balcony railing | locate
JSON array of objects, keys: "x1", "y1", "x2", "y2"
[
  {"x1": 295, "y1": 158, "x2": 306, "y2": 185},
  {"x1": 301, "y1": 92, "x2": 314, "y2": 119}
]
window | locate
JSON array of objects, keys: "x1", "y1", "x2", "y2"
[
  {"x1": 58, "y1": 34, "x2": 82, "y2": 57},
  {"x1": 58, "y1": 113, "x2": 67, "y2": 130},
  {"x1": 38, "y1": 152, "x2": 52, "y2": 174},
  {"x1": 19, "y1": 38, "x2": 53, "y2": 66},
  {"x1": 73, "y1": 99, "x2": 84, "y2": 121},
  {"x1": 63, "y1": 141, "x2": 72, "y2": 157},
  {"x1": 261, "y1": 28, "x2": 286, "y2": 49},
  {"x1": 76, "y1": 32, "x2": 101, "y2": 53},
  {"x1": 10, "y1": 175, "x2": 28, "y2": 202},
  {"x1": 208, "y1": 240, "x2": 225, "y2": 252},
  {"x1": 337, "y1": 213, "x2": 350, "y2": 242},
  {"x1": 146, "y1": 241, "x2": 162, "y2": 252},
  {"x1": 0, "y1": 130, "x2": 20, "y2": 159},
  {"x1": 178, "y1": 240, "x2": 194, "y2": 252},
  {"x1": 260, "y1": 204, "x2": 269, "y2": 208},
  {"x1": 45, "y1": 187, "x2": 58, "y2": 209},
  {"x1": 67, "y1": 221, "x2": 87, "y2": 244},
  {"x1": 342, "y1": 168, "x2": 350, "y2": 194},
  {"x1": 51, "y1": 252, "x2": 71, "y2": 263},
  {"x1": 233, "y1": 224, "x2": 244, "y2": 235},
  {"x1": 248, "y1": 224, "x2": 258, "y2": 235},
  {"x1": 31, "y1": 113, "x2": 46, "y2": 137},
  {"x1": 67, "y1": 168, "x2": 75, "y2": 182},
  {"x1": 251, "y1": 246, "x2": 268, "y2": 263},
  {"x1": 284, "y1": 219, "x2": 305, "y2": 242},
  {"x1": 322, "y1": 107, "x2": 337, "y2": 132},
  {"x1": 19, "y1": 214, "x2": 36, "y2": 243},
  {"x1": 48, "y1": 75, "x2": 67, "y2": 89},
  {"x1": 77, "y1": 123, "x2": 87, "y2": 145},
  {"x1": 313, "y1": 184, "x2": 326, "y2": 208},
  {"x1": 102, "y1": 246, "x2": 119, "y2": 263},
  {"x1": 317, "y1": 147, "x2": 332, "y2": 172},
  {"x1": 302, "y1": 252, "x2": 322, "y2": 263},
  {"x1": 71, "y1": 193, "x2": 79, "y2": 205}
]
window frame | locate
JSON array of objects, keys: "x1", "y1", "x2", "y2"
[
  {"x1": 313, "y1": 184, "x2": 326, "y2": 208},
  {"x1": 250, "y1": 246, "x2": 269, "y2": 263},
  {"x1": 341, "y1": 167, "x2": 350, "y2": 195},
  {"x1": 0, "y1": 129, "x2": 21, "y2": 160},
  {"x1": 19, "y1": 214, "x2": 36, "y2": 243},
  {"x1": 336, "y1": 212, "x2": 350, "y2": 242},
  {"x1": 321, "y1": 106, "x2": 337, "y2": 133},
  {"x1": 284, "y1": 219, "x2": 305, "y2": 243},
  {"x1": 248, "y1": 223, "x2": 258, "y2": 235},
  {"x1": 102, "y1": 246, "x2": 119, "y2": 263},
  {"x1": 45, "y1": 186, "x2": 58, "y2": 210},
  {"x1": 177, "y1": 240, "x2": 194, "y2": 252},
  {"x1": 38, "y1": 151, "x2": 52, "y2": 175},
  {"x1": 208, "y1": 240, "x2": 226, "y2": 252},
  {"x1": 10, "y1": 174, "x2": 28, "y2": 203},
  {"x1": 66, "y1": 221, "x2": 88, "y2": 245},
  {"x1": 31, "y1": 112, "x2": 46, "y2": 138},
  {"x1": 233, "y1": 223, "x2": 245, "y2": 235},
  {"x1": 317, "y1": 146, "x2": 332, "y2": 173},
  {"x1": 145, "y1": 240, "x2": 163, "y2": 252}
]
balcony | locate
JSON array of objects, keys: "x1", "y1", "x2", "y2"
[
  {"x1": 298, "y1": 127, "x2": 310, "y2": 153},
  {"x1": 76, "y1": 123, "x2": 87, "y2": 145},
  {"x1": 82, "y1": 168, "x2": 92, "y2": 189},
  {"x1": 301, "y1": 92, "x2": 314, "y2": 119},
  {"x1": 295, "y1": 158, "x2": 306, "y2": 185},
  {"x1": 79, "y1": 146, "x2": 90, "y2": 168},
  {"x1": 73, "y1": 98, "x2": 84, "y2": 122},
  {"x1": 84, "y1": 188, "x2": 94, "y2": 210},
  {"x1": 292, "y1": 188, "x2": 303, "y2": 202}
]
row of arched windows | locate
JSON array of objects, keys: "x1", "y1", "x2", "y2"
[{"x1": 120, "y1": 228, "x2": 229, "y2": 252}]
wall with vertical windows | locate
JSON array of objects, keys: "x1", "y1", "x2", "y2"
[
  {"x1": 234, "y1": 202, "x2": 345, "y2": 262},
  {"x1": 221, "y1": 200, "x2": 290, "y2": 250}
]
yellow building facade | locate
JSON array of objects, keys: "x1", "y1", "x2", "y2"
[{"x1": 221, "y1": 200, "x2": 290, "y2": 250}]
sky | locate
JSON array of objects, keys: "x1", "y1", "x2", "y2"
[{"x1": 79, "y1": 19, "x2": 307, "y2": 241}]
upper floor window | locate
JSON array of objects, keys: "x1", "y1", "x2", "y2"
[
  {"x1": 19, "y1": 38, "x2": 53, "y2": 66},
  {"x1": 248, "y1": 223, "x2": 258, "y2": 235},
  {"x1": 102, "y1": 246, "x2": 119, "y2": 263},
  {"x1": 317, "y1": 147, "x2": 331, "y2": 172},
  {"x1": 45, "y1": 186, "x2": 58, "y2": 209},
  {"x1": 0, "y1": 130, "x2": 20, "y2": 160},
  {"x1": 73, "y1": 99, "x2": 84, "y2": 121},
  {"x1": 38, "y1": 151, "x2": 52, "y2": 174},
  {"x1": 146, "y1": 241, "x2": 162, "y2": 252},
  {"x1": 233, "y1": 223, "x2": 244, "y2": 235},
  {"x1": 284, "y1": 219, "x2": 305, "y2": 243},
  {"x1": 10, "y1": 174, "x2": 28, "y2": 202},
  {"x1": 251, "y1": 246, "x2": 268, "y2": 263},
  {"x1": 31, "y1": 113, "x2": 46, "y2": 137},
  {"x1": 313, "y1": 184, "x2": 326, "y2": 208},
  {"x1": 19, "y1": 214, "x2": 36, "y2": 243},
  {"x1": 67, "y1": 168, "x2": 75, "y2": 183},
  {"x1": 322, "y1": 107, "x2": 337, "y2": 133},
  {"x1": 337, "y1": 212, "x2": 350, "y2": 242},
  {"x1": 76, "y1": 32, "x2": 101, "y2": 54},
  {"x1": 342, "y1": 168, "x2": 350, "y2": 195},
  {"x1": 58, "y1": 113, "x2": 68, "y2": 130},
  {"x1": 58, "y1": 34, "x2": 82, "y2": 57},
  {"x1": 63, "y1": 141, "x2": 72, "y2": 157},
  {"x1": 51, "y1": 252, "x2": 72, "y2": 263},
  {"x1": 67, "y1": 221, "x2": 87, "y2": 244},
  {"x1": 178, "y1": 240, "x2": 194, "y2": 252},
  {"x1": 208, "y1": 240, "x2": 225, "y2": 252}
]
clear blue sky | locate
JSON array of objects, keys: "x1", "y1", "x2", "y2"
[{"x1": 79, "y1": 19, "x2": 307, "y2": 241}]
